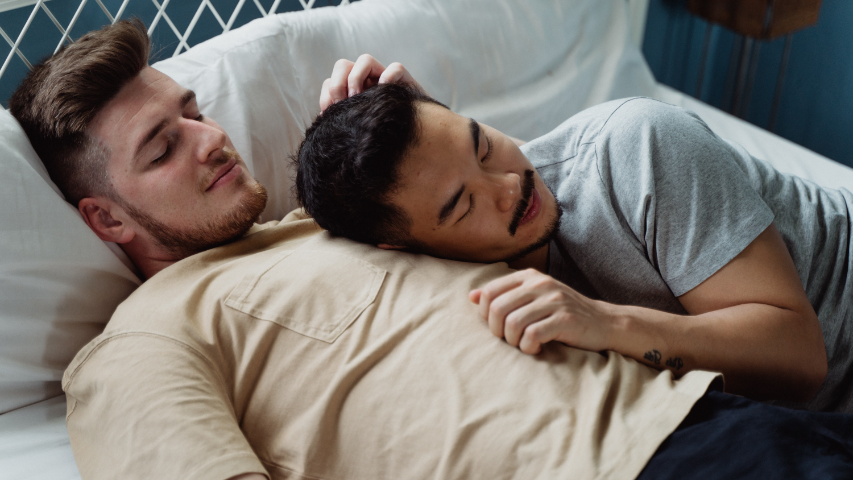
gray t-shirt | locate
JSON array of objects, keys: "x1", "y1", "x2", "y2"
[{"x1": 521, "y1": 97, "x2": 853, "y2": 412}]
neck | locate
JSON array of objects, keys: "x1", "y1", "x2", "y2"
[
  {"x1": 507, "y1": 243, "x2": 549, "y2": 273},
  {"x1": 119, "y1": 240, "x2": 182, "y2": 281}
]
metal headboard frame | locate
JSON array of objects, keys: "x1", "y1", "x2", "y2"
[
  {"x1": 0, "y1": 0, "x2": 648, "y2": 110},
  {"x1": 0, "y1": 0, "x2": 350, "y2": 109}
]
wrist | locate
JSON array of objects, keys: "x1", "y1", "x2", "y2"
[{"x1": 597, "y1": 300, "x2": 630, "y2": 352}]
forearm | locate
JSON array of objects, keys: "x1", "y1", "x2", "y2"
[{"x1": 603, "y1": 301, "x2": 827, "y2": 402}]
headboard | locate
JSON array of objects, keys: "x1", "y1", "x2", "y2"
[
  {"x1": 0, "y1": 0, "x2": 354, "y2": 108},
  {"x1": 0, "y1": 0, "x2": 651, "y2": 107}
]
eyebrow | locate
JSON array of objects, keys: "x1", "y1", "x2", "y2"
[{"x1": 133, "y1": 89, "x2": 197, "y2": 160}]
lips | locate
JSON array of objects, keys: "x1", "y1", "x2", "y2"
[
  {"x1": 206, "y1": 158, "x2": 239, "y2": 191},
  {"x1": 517, "y1": 187, "x2": 541, "y2": 227}
]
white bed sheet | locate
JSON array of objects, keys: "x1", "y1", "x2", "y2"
[
  {"x1": 0, "y1": 395, "x2": 79, "y2": 480},
  {"x1": 4, "y1": 85, "x2": 851, "y2": 480}
]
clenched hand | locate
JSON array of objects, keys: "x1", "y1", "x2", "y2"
[{"x1": 469, "y1": 269, "x2": 615, "y2": 354}]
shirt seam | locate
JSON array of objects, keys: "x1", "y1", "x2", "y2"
[
  {"x1": 593, "y1": 97, "x2": 674, "y2": 139},
  {"x1": 63, "y1": 332, "x2": 227, "y2": 397},
  {"x1": 666, "y1": 208, "x2": 775, "y2": 296}
]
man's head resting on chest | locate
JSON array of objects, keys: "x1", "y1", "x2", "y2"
[
  {"x1": 10, "y1": 19, "x2": 268, "y2": 277},
  {"x1": 295, "y1": 83, "x2": 561, "y2": 264}
]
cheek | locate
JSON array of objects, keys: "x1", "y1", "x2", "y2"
[
  {"x1": 137, "y1": 173, "x2": 197, "y2": 210},
  {"x1": 455, "y1": 217, "x2": 506, "y2": 248}
]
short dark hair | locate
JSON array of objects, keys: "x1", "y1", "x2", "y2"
[
  {"x1": 9, "y1": 19, "x2": 150, "y2": 206},
  {"x1": 294, "y1": 83, "x2": 446, "y2": 247}
]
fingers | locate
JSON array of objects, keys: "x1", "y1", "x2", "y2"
[
  {"x1": 378, "y1": 62, "x2": 426, "y2": 94},
  {"x1": 473, "y1": 269, "x2": 585, "y2": 355},
  {"x1": 476, "y1": 270, "x2": 529, "y2": 329},
  {"x1": 469, "y1": 289, "x2": 481, "y2": 304},
  {"x1": 319, "y1": 78, "x2": 333, "y2": 111},
  {"x1": 321, "y1": 58, "x2": 356, "y2": 111},
  {"x1": 348, "y1": 54, "x2": 386, "y2": 97},
  {"x1": 502, "y1": 300, "x2": 552, "y2": 348},
  {"x1": 518, "y1": 320, "x2": 564, "y2": 355},
  {"x1": 479, "y1": 270, "x2": 554, "y2": 341},
  {"x1": 321, "y1": 55, "x2": 426, "y2": 112},
  {"x1": 476, "y1": 269, "x2": 549, "y2": 320}
]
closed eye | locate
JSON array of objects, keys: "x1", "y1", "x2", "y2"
[
  {"x1": 151, "y1": 130, "x2": 180, "y2": 167},
  {"x1": 457, "y1": 194, "x2": 475, "y2": 223},
  {"x1": 482, "y1": 134, "x2": 493, "y2": 163},
  {"x1": 151, "y1": 145, "x2": 170, "y2": 166}
]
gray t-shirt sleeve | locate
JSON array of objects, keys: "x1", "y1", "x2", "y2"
[{"x1": 595, "y1": 98, "x2": 775, "y2": 297}]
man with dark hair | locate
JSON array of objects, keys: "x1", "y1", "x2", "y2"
[
  {"x1": 297, "y1": 83, "x2": 561, "y2": 263},
  {"x1": 296, "y1": 83, "x2": 439, "y2": 249},
  {"x1": 296, "y1": 83, "x2": 853, "y2": 414}
]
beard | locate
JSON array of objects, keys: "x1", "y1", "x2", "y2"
[
  {"x1": 120, "y1": 149, "x2": 269, "y2": 259},
  {"x1": 501, "y1": 196, "x2": 563, "y2": 265}
]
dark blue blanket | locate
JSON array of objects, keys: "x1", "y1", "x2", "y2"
[{"x1": 638, "y1": 390, "x2": 853, "y2": 479}]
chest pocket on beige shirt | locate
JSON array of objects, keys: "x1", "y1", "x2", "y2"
[{"x1": 225, "y1": 249, "x2": 386, "y2": 343}]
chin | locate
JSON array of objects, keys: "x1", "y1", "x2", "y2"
[{"x1": 503, "y1": 202, "x2": 562, "y2": 264}]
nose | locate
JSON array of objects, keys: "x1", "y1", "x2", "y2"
[
  {"x1": 181, "y1": 117, "x2": 228, "y2": 164},
  {"x1": 490, "y1": 171, "x2": 521, "y2": 213}
]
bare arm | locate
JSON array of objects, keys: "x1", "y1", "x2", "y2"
[{"x1": 471, "y1": 224, "x2": 827, "y2": 402}]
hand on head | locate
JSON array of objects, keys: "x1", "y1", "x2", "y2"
[{"x1": 319, "y1": 54, "x2": 425, "y2": 111}]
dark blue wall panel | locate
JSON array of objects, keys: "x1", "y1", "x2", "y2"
[{"x1": 643, "y1": 0, "x2": 853, "y2": 168}]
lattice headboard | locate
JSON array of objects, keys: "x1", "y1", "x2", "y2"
[
  {"x1": 0, "y1": 0, "x2": 352, "y2": 108},
  {"x1": 0, "y1": 0, "x2": 649, "y2": 109}
]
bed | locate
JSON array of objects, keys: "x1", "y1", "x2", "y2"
[{"x1": 1, "y1": 0, "x2": 852, "y2": 478}]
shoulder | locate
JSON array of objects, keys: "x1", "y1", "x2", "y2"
[
  {"x1": 522, "y1": 98, "x2": 706, "y2": 168},
  {"x1": 595, "y1": 98, "x2": 713, "y2": 145}
]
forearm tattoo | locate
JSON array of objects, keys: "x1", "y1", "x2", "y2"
[
  {"x1": 665, "y1": 357, "x2": 684, "y2": 370},
  {"x1": 643, "y1": 349, "x2": 684, "y2": 370},
  {"x1": 643, "y1": 349, "x2": 661, "y2": 364}
]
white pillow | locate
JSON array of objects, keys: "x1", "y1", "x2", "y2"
[
  {"x1": 154, "y1": 0, "x2": 657, "y2": 222},
  {"x1": 0, "y1": 111, "x2": 141, "y2": 414}
]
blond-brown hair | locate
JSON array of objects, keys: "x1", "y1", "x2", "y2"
[{"x1": 9, "y1": 18, "x2": 150, "y2": 206}]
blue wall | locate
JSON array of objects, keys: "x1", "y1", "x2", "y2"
[
  {"x1": 0, "y1": 0, "x2": 350, "y2": 108},
  {"x1": 642, "y1": 0, "x2": 853, "y2": 168}
]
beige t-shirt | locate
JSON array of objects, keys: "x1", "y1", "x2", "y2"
[{"x1": 63, "y1": 211, "x2": 719, "y2": 480}]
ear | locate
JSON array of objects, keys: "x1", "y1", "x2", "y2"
[
  {"x1": 78, "y1": 197, "x2": 136, "y2": 244},
  {"x1": 377, "y1": 243, "x2": 407, "y2": 251}
]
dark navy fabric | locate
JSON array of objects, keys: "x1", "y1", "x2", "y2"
[{"x1": 637, "y1": 390, "x2": 853, "y2": 479}]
